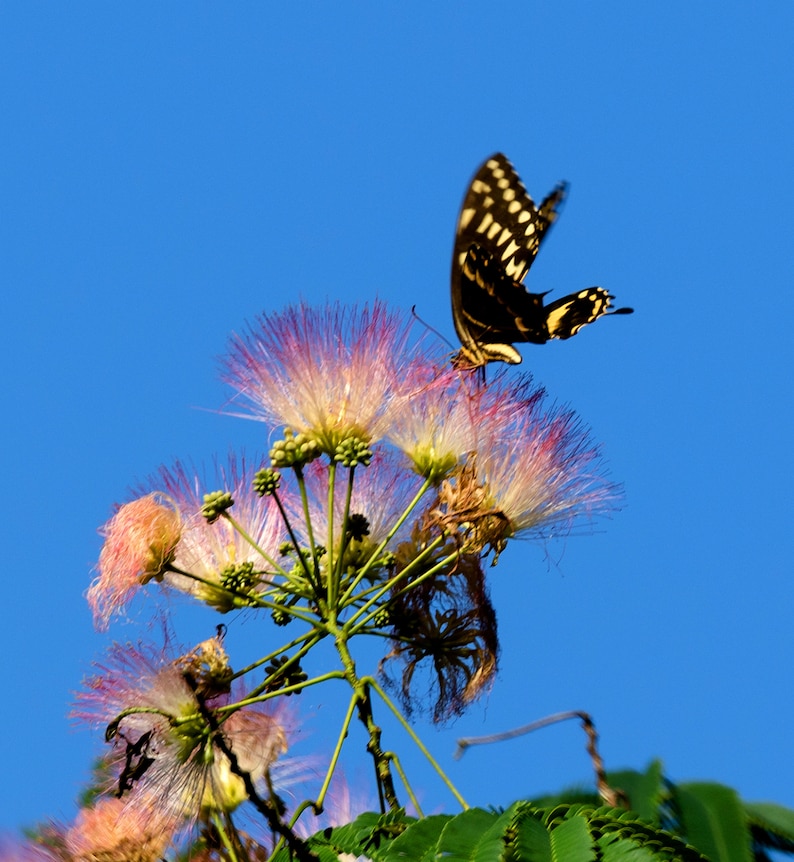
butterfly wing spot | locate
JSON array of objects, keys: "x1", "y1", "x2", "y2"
[
  {"x1": 459, "y1": 207, "x2": 476, "y2": 230},
  {"x1": 501, "y1": 240, "x2": 521, "y2": 261},
  {"x1": 504, "y1": 259, "x2": 523, "y2": 279},
  {"x1": 476, "y1": 212, "x2": 495, "y2": 234}
]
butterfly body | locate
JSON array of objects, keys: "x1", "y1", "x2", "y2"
[{"x1": 451, "y1": 153, "x2": 632, "y2": 368}]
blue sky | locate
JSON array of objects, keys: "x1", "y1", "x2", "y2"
[{"x1": 2, "y1": 2, "x2": 792, "y2": 831}]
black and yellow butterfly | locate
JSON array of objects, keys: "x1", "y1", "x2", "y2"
[{"x1": 451, "y1": 153, "x2": 632, "y2": 368}]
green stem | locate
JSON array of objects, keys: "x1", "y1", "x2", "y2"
[
  {"x1": 388, "y1": 753, "x2": 423, "y2": 817},
  {"x1": 210, "y1": 812, "x2": 239, "y2": 862},
  {"x1": 313, "y1": 691, "x2": 359, "y2": 811},
  {"x1": 271, "y1": 484, "x2": 323, "y2": 598},
  {"x1": 328, "y1": 464, "x2": 355, "y2": 610},
  {"x1": 338, "y1": 475, "x2": 434, "y2": 605},
  {"x1": 345, "y1": 540, "x2": 454, "y2": 634},
  {"x1": 292, "y1": 464, "x2": 326, "y2": 603},
  {"x1": 221, "y1": 512, "x2": 287, "y2": 576},
  {"x1": 330, "y1": 625, "x2": 400, "y2": 810},
  {"x1": 231, "y1": 630, "x2": 323, "y2": 681},
  {"x1": 221, "y1": 669, "x2": 346, "y2": 706},
  {"x1": 324, "y1": 460, "x2": 337, "y2": 606},
  {"x1": 365, "y1": 676, "x2": 469, "y2": 810}
]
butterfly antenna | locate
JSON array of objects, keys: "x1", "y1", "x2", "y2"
[{"x1": 411, "y1": 305, "x2": 456, "y2": 351}]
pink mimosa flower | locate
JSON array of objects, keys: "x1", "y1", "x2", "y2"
[
  {"x1": 426, "y1": 376, "x2": 619, "y2": 557},
  {"x1": 150, "y1": 455, "x2": 286, "y2": 611},
  {"x1": 88, "y1": 494, "x2": 182, "y2": 630},
  {"x1": 0, "y1": 837, "x2": 59, "y2": 862},
  {"x1": 386, "y1": 368, "x2": 487, "y2": 481},
  {"x1": 473, "y1": 380, "x2": 619, "y2": 541},
  {"x1": 220, "y1": 302, "x2": 427, "y2": 453},
  {"x1": 75, "y1": 639, "x2": 290, "y2": 823},
  {"x1": 64, "y1": 797, "x2": 174, "y2": 862}
]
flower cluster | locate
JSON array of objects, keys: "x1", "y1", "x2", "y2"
[{"x1": 75, "y1": 302, "x2": 621, "y2": 855}]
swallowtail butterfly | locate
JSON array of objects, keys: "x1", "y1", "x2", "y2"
[{"x1": 451, "y1": 153, "x2": 632, "y2": 367}]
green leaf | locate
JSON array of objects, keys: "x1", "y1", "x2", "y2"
[
  {"x1": 379, "y1": 814, "x2": 450, "y2": 862},
  {"x1": 549, "y1": 814, "x2": 596, "y2": 861},
  {"x1": 607, "y1": 760, "x2": 665, "y2": 824},
  {"x1": 309, "y1": 848, "x2": 343, "y2": 862},
  {"x1": 472, "y1": 808, "x2": 521, "y2": 862},
  {"x1": 599, "y1": 840, "x2": 658, "y2": 862},
  {"x1": 269, "y1": 843, "x2": 342, "y2": 862},
  {"x1": 320, "y1": 811, "x2": 384, "y2": 851},
  {"x1": 436, "y1": 808, "x2": 501, "y2": 861},
  {"x1": 511, "y1": 806, "x2": 553, "y2": 861},
  {"x1": 743, "y1": 800, "x2": 794, "y2": 851},
  {"x1": 674, "y1": 782, "x2": 752, "y2": 862}
]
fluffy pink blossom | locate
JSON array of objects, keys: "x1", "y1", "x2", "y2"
[
  {"x1": 75, "y1": 639, "x2": 289, "y2": 823},
  {"x1": 220, "y1": 302, "x2": 431, "y2": 453},
  {"x1": 385, "y1": 368, "x2": 489, "y2": 481},
  {"x1": 290, "y1": 455, "x2": 419, "y2": 557},
  {"x1": 88, "y1": 494, "x2": 182, "y2": 630},
  {"x1": 149, "y1": 455, "x2": 286, "y2": 611},
  {"x1": 64, "y1": 797, "x2": 174, "y2": 862},
  {"x1": 0, "y1": 837, "x2": 59, "y2": 862},
  {"x1": 473, "y1": 379, "x2": 619, "y2": 539}
]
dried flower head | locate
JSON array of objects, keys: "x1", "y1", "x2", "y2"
[
  {"x1": 383, "y1": 531, "x2": 498, "y2": 722},
  {"x1": 431, "y1": 378, "x2": 619, "y2": 555}
]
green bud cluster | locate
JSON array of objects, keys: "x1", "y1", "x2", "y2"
[
  {"x1": 201, "y1": 491, "x2": 234, "y2": 523},
  {"x1": 270, "y1": 606, "x2": 292, "y2": 627},
  {"x1": 334, "y1": 436, "x2": 372, "y2": 467},
  {"x1": 219, "y1": 561, "x2": 260, "y2": 604},
  {"x1": 269, "y1": 428, "x2": 321, "y2": 468},
  {"x1": 372, "y1": 607, "x2": 392, "y2": 627},
  {"x1": 253, "y1": 467, "x2": 282, "y2": 496}
]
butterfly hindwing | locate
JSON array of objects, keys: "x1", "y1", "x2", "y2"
[
  {"x1": 544, "y1": 288, "x2": 616, "y2": 340},
  {"x1": 451, "y1": 153, "x2": 632, "y2": 367},
  {"x1": 459, "y1": 244, "x2": 549, "y2": 345}
]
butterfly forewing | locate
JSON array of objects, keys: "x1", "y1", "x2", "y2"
[{"x1": 453, "y1": 154, "x2": 566, "y2": 286}]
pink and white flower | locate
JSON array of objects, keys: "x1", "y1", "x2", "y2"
[
  {"x1": 75, "y1": 639, "x2": 290, "y2": 823},
  {"x1": 220, "y1": 302, "x2": 435, "y2": 453},
  {"x1": 152, "y1": 455, "x2": 286, "y2": 611},
  {"x1": 473, "y1": 378, "x2": 619, "y2": 540}
]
